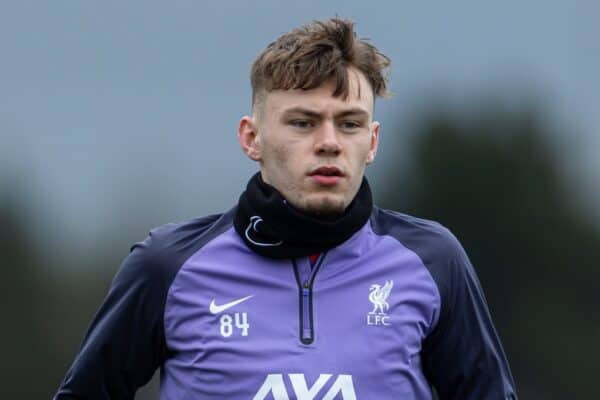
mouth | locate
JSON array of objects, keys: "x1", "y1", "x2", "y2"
[
  {"x1": 309, "y1": 166, "x2": 344, "y2": 177},
  {"x1": 308, "y1": 166, "x2": 344, "y2": 185}
]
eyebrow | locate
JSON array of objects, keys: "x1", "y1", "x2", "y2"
[{"x1": 281, "y1": 107, "x2": 370, "y2": 119}]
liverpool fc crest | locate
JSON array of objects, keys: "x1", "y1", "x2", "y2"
[{"x1": 367, "y1": 280, "x2": 393, "y2": 326}]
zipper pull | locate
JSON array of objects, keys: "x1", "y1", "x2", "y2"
[{"x1": 303, "y1": 283, "x2": 310, "y2": 299}]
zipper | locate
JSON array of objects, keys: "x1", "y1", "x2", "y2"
[{"x1": 292, "y1": 254, "x2": 326, "y2": 345}]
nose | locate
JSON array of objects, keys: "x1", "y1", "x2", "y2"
[{"x1": 314, "y1": 121, "x2": 341, "y2": 156}]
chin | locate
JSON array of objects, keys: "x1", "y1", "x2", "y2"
[{"x1": 298, "y1": 195, "x2": 347, "y2": 218}]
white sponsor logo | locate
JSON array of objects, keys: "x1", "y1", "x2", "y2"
[
  {"x1": 209, "y1": 295, "x2": 254, "y2": 314},
  {"x1": 253, "y1": 373, "x2": 356, "y2": 400},
  {"x1": 367, "y1": 280, "x2": 393, "y2": 326}
]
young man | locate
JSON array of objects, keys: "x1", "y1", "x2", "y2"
[{"x1": 55, "y1": 18, "x2": 517, "y2": 399}]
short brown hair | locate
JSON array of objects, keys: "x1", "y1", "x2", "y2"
[{"x1": 250, "y1": 17, "x2": 390, "y2": 107}]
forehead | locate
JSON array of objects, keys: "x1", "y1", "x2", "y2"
[{"x1": 262, "y1": 69, "x2": 375, "y2": 117}]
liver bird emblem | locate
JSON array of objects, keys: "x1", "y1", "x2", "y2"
[{"x1": 369, "y1": 280, "x2": 394, "y2": 315}]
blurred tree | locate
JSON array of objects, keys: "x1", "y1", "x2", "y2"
[
  {"x1": 380, "y1": 103, "x2": 600, "y2": 399},
  {"x1": 0, "y1": 185, "x2": 53, "y2": 396},
  {"x1": 0, "y1": 182, "x2": 115, "y2": 398}
]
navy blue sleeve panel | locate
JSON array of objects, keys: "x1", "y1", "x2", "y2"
[
  {"x1": 371, "y1": 207, "x2": 517, "y2": 400},
  {"x1": 54, "y1": 210, "x2": 235, "y2": 400}
]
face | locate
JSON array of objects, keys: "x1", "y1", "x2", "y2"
[{"x1": 238, "y1": 69, "x2": 380, "y2": 216}]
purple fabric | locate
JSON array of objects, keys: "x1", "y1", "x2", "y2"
[{"x1": 162, "y1": 222, "x2": 440, "y2": 399}]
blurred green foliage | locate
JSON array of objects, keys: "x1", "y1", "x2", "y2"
[
  {"x1": 0, "y1": 188, "x2": 117, "y2": 397},
  {"x1": 1, "y1": 98, "x2": 598, "y2": 398}
]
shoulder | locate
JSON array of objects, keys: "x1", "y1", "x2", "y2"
[
  {"x1": 370, "y1": 206, "x2": 463, "y2": 261},
  {"x1": 370, "y1": 207, "x2": 473, "y2": 296},
  {"x1": 113, "y1": 210, "x2": 235, "y2": 290}
]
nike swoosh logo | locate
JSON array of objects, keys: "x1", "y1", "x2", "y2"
[{"x1": 209, "y1": 295, "x2": 254, "y2": 314}]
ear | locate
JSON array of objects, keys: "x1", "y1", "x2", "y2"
[
  {"x1": 366, "y1": 121, "x2": 380, "y2": 164},
  {"x1": 238, "y1": 115, "x2": 262, "y2": 161}
]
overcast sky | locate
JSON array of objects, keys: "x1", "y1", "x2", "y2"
[{"x1": 1, "y1": 1, "x2": 598, "y2": 251}]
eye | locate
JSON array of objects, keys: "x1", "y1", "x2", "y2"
[
  {"x1": 289, "y1": 119, "x2": 314, "y2": 129},
  {"x1": 339, "y1": 120, "x2": 362, "y2": 131}
]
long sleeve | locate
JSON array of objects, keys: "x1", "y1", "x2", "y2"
[
  {"x1": 421, "y1": 233, "x2": 517, "y2": 399},
  {"x1": 54, "y1": 237, "x2": 171, "y2": 400}
]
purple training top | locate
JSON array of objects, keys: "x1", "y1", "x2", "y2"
[{"x1": 55, "y1": 206, "x2": 517, "y2": 399}]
